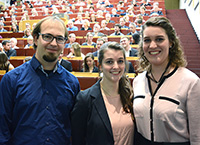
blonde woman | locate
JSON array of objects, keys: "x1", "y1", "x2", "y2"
[
  {"x1": 80, "y1": 19, "x2": 92, "y2": 31},
  {"x1": 67, "y1": 42, "x2": 85, "y2": 58}
]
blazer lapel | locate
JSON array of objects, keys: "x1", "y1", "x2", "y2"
[
  {"x1": 129, "y1": 49, "x2": 133, "y2": 56},
  {"x1": 90, "y1": 81, "x2": 113, "y2": 137}
]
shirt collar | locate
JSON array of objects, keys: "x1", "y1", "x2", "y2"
[{"x1": 30, "y1": 55, "x2": 63, "y2": 75}]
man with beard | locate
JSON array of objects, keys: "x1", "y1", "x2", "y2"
[
  {"x1": 2, "y1": 40, "x2": 16, "y2": 59},
  {"x1": 0, "y1": 16, "x2": 80, "y2": 145}
]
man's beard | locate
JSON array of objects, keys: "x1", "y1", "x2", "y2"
[{"x1": 43, "y1": 53, "x2": 58, "y2": 62}]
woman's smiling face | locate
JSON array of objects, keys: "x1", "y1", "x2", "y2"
[
  {"x1": 143, "y1": 26, "x2": 171, "y2": 67},
  {"x1": 101, "y1": 49, "x2": 125, "y2": 83}
]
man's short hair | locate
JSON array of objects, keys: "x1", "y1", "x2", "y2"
[
  {"x1": 132, "y1": 33, "x2": 140, "y2": 44},
  {"x1": 114, "y1": 24, "x2": 121, "y2": 29},
  {"x1": 93, "y1": 23, "x2": 100, "y2": 29},
  {"x1": 69, "y1": 33, "x2": 76, "y2": 38},
  {"x1": 101, "y1": 34, "x2": 108, "y2": 37},
  {"x1": 101, "y1": 20, "x2": 108, "y2": 25},
  {"x1": 120, "y1": 36, "x2": 130, "y2": 41},
  {"x1": 137, "y1": 19, "x2": 143, "y2": 24},
  {"x1": 129, "y1": 22, "x2": 136, "y2": 28},
  {"x1": 2, "y1": 40, "x2": 10, "y2": 46},
  {"x1": 32, "y1": 16, "x2": 68, "y2": 50},
  {"x1": 67, "y1": 19, "x2": 74, "y2": 24},
  {"x1": 97, "y1": 38, "x2": 105, "y2": 43},
  {"x1": 118, "y1": 1, "x2": 124, "y2": 4},
  {"x1": 27, "y1": 36, "x2": 33, "y2": 41},
  {"x1": 10, "y1": 37, "x2": 18, "y2": 44},
  {"x1": 105, "y1": 13, "x2": 111, "y2": 18}
]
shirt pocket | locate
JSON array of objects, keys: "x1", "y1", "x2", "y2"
[
  {"x1": 133, "y1": 95, "x2": 146, "y2": 118},
  {"x1": 154, "y1": 96, "x2": 180, "y2": 121}
]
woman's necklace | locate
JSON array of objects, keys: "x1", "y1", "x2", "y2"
[{"x1": 149, "y1": 62, "x2": 171, "y2": 84}]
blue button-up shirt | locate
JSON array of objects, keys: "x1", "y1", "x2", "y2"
[{"x1": 0, "y1": 56, "x2": 80, "y2": 145}]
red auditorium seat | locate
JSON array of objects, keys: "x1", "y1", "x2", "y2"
[
  {"x1": 108, "y1": 36, "x2": 122, "y2": 43},
  {"x1": 63, "y1": 48, "x2": 70, "y2": 56},
  {"x1": 67, "y1": 59, "x2": 82, "y2": 71},
  {"x1": 16, "y1": 48, "x2": 26, "y2": 56},
  {"x1": 25, "y1": 49, "x2": 35, "y2": 56},
  {"x1": 17, "y1": 39, "x2": 27, "y2": 47},
  {"x1": 77, "y1": 76, "x2": 98, "y2": 90},
  {"x1": 4, "y1": 26, "x2": 11, "y2": 31},
  {"x1": 128, "y1": 59, "x2": 139, "y2": 73},
  {"x1": 81, "y1": 47, "x2": 94, "y2": 55},
  {"x1": 0, "y1": 74, "x2": 4, "y2": 81},
  {"x1": 9, "y1": 59, "x2": 24, "y2": 68}
]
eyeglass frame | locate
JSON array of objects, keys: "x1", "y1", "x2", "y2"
[{"x1": 38, "y1": 33, "x2": 67, "y2": 44}]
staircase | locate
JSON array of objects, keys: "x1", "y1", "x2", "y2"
[{"x1": 166, "y1": 9, "x2": 200, "y2": 77}]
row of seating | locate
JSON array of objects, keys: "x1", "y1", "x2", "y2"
[
  {"x1": 0, "y1": 32, "x2": 24, "y2": 38},
  {"x1": 0, "y1": 70, "x2": 96, "y2": 90},
  {"x1": 3, "y1": 14, "x2": 150, "y2": 28},
  {"x1": 7, "y1": 11, "x2": 164, "y2": 24},
  {"x1": 1, "y1": 25, "x2": 138, "y2": 38},
  {"x1": 15, "y1": 47, "x2": 95, "y2": 56},
  {"x1": 71, "y1": 72, "x2": 135, "y2": 90},
  {"x1": 68, "y1": 35, "x2": 134, "y2": 45},
  {"x1": 0, "y1": 38, "x2": 28, "y2": 47},
  {"x1": 3, "y1": 0, "x2": 166, "y2": 27},
  {"x1": 70, "y1": 18, "x2": 144, "y2": 29},
  {"x1": 68, "y1": 28, "x2": 138, "y2": 36},
  {"x1": 15, "y1": 45, "x2": 138, "y2": 58},
  {"x1": 10, "y1": 6, "x2": 154, "y2": 16},
  {"x1": 9, "y1": 56, "x2": 139, "y2": 72},
  {"x1": 15, "y1": 48, "x2": 35, "y2": 56},
  {"x1": 0, "y1": 70, "x2": 135, "y2": 90},
  {"x1": 0, "y1": 35, "x2": 136, "y2": 48}
]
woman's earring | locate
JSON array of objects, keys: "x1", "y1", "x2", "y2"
[{"x1": 170, "y1": 43, "x2": 174, "y2": 49}]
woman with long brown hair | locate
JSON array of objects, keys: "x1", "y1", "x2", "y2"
[
  {"x1": 71, "y1": 42, "x2": 134, "y2": 145},
  {"x1": 0, "y1": 52, "x2": 14, "y2": 73},
  {"x1": 81, "y1": 53, "x2": 98, "y2": 72}
]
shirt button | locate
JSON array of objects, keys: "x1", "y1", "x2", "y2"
[
  {"x1": 46, "y1": 138, "x2": 50, "y2": 142},
  {"x1": 46, "y1": 122, "x2": 49, "y2": 126},
  {"x1": 46, "y1": 106, "x2": 49, "y2": 110},
  {"x1": 46, "y1": 91, "x2": 49, "y2": 94}
]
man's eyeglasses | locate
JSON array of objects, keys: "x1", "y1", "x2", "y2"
[{"x1": 39, "y1": 33, "x2": 67, "y2": 44}]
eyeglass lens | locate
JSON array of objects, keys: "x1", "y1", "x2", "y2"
[{"x1": 40, "y1": 33, "x2": 66, "y2": 44}]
